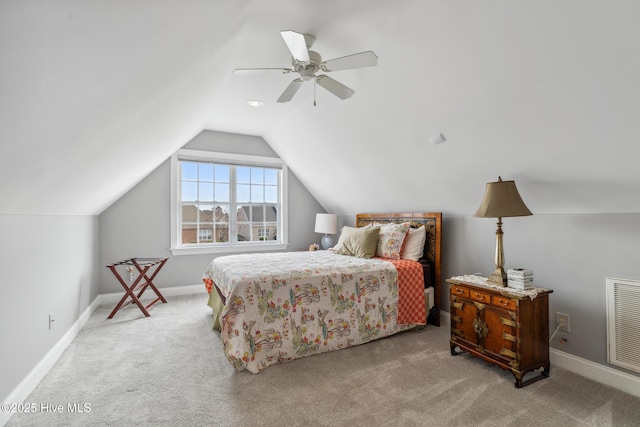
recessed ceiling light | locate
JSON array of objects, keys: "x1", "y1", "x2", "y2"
[{"x1": 246, "y1": 100, "x2": 264, "y2": 107}]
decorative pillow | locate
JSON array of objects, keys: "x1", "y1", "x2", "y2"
[
  {"x1": 400, "y1": 226, "x2": 426, "y2": 261},
  {"x1": 333, "y1": 226, "x2": 380, "y2": 258},
  {"x1": 376, "y1": 222, "x2": 410, "y2": 259}
]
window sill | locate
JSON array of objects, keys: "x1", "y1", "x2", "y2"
[{"x1": 170, "y1": 242, "x2": 290, "y2": 256}]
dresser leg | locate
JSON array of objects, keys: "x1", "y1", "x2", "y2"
[
  {"x1": 513, "y1": 371, "x2": 524, "y2": 388},
  {"x1": 512, "y1": 364, "x2": 551, "y2": 388},
  {"x1": 450, "y1": 342, "x2": 462, "y2": 356}
]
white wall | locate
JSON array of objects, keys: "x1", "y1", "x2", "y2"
[
  {"x1": 99, "y1": 130, "x2": 326, "y2": 293},
  {"x1": 0, "y1": 214, "x2": 99, "y2": 402},
  {"x1": 341, "y1": 212, "x2": 640, "y2": 379}
]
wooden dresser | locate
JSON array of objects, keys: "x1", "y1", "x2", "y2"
[{"x1": 448, "y1": 277, "x2": 553, "y2": 388}]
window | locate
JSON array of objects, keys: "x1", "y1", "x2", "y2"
[
  {"x1": 257, "y1": 228, "x2": 270, "y2": 239},
  {"x1": 198, "y1": 228, "x2": 213, "y2": 242},
  {"x1": 171, "y1": 149, "x2": 288, "y2": 255}
]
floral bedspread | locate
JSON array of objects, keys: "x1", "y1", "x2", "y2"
[{"x1": 202, "y1": 251, "x2": 425, "y2": 373}]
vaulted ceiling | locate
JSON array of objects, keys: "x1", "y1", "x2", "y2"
[{"x1": 1, "y1": 1, "x2": 639, "y2": 216}]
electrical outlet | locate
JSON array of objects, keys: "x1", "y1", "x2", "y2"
[{"x1": 555, "y1": 312, "x2": 571, "y2": 333}]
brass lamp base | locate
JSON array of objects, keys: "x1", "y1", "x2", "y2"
[
  {"x1": 487, "y1": 217, "x2": 508, "y2": 287},
  {"x1": 487, "y1": 267, "x2": 507, "y2": 287}
]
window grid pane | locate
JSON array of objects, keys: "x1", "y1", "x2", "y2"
[
  {"x1": 199, "y1": 163, "x2": 214, "y2": 182},
  {"x1": 179, "y1": 159, "x2": 280, "y2": 246}
]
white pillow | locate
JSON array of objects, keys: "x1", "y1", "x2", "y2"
[{"x1": 401, "y1": 226, "x2": 426, "y2": 261}]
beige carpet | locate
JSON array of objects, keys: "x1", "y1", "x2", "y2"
[{"x1": 6, "y1": 293, "x2": 640, "y2": 427}]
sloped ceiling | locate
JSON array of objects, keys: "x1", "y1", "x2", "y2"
[{"x1": 1, "y1": 1, "x2": 639, "y2": 216}]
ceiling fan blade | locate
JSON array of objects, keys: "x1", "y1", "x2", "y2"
[
  {"x1": 315, "y1": 75, "x2": 355, "y2": 100},
  {"x1": 233, "y1": 68, "x2": 293, "y2": 74},
  {"x1": 277, "y1": 78, "x2": 304, "y2": 103},
  {"x1": 322, "y1": 51, "x2": 378, "y2": 72},
  {"x1": 280, "y1": 30, "x2": 310, "y2": 62}
]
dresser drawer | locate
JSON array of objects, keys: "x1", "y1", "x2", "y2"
[
  {"x1": 492, "y1": 295, "x2": 517, "y2": 311},
  {"x1": 470, "y1": 290, "x2": 490, "y2": 303},
  {"x1": 451, "y1": 285, "x2": 469, "y2": 298}
]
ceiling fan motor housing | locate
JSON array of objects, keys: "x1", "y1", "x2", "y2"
[{"x1": 293, "y1": 50, "x2": 322, "y2": 80}]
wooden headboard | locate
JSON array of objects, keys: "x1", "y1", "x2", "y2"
[{"x1": 356, "y1": 212, "x2": 442, "y2": 326}]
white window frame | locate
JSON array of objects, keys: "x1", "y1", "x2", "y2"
[{"x1": 170, "y1": 149, "x2": 289, "y2": 255}]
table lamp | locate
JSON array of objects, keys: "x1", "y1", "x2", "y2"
[
  {"x1": 315, "y1": 213, "x2": 337, "y2": 249},
  {"x1": 474, "y1": 177, "x2": 532, "y2": 287}
]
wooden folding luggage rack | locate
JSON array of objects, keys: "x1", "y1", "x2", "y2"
[{"x1": 106, "y1": 257, "x2": 168, "y2": 319}]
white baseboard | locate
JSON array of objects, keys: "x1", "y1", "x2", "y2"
[
  {"x1": 440, "y1": 309, "x2": 450, "y2": 325},
  {"x1": 96, "y1": 283, "x2": 207, "y2": 305},
  {"x1": 439, "y1": 310, "x2": 640, "y2": 399},
  {"x1": 0, "y1": 284, "x2": 206, "y2": 427},
  {"x1": 550, "y1": 348, "x2": 640, "y2": 398}
]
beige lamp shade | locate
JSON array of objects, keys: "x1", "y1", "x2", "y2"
[{"x1": 474, "y1": 177, "x2": 532, "y2": 218}]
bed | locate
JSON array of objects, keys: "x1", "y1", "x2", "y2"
[{"x1": 202, "y1": 212, "x2": 442, "y2": 373}]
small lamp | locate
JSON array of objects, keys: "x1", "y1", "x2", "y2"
[
  {"x1": 474, "y1": 177, "x2": 532, "y2": 287},
  {"x1": 315, "y1": 213, "x2": 337, "y2": 249}
]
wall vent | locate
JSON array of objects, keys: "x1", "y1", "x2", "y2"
[{"x1": 606, "y1": 277, "x2": 640, "y2": 373}]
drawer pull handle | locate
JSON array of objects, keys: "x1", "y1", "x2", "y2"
[
  {"x1": 475, "y1": 294, "x2": 485, "y2": 300},
  {"x1": 455, "y1": 288, "x2": 464, "y2": 294},
  {"x1": 498, "y1": 299, "x2": 509, "y2": 306}
]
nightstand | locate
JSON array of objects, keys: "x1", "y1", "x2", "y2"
[{"x1": 448, "y1": 276, "x2": 553, "y2": 388}]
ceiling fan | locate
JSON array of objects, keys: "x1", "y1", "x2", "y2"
[{"x1": 233, "y1": 30, "x2": 378, "y2": 104}]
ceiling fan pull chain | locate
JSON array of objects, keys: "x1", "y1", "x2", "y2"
[{"x1": 314, "y1": 78, "x2": 317, "y2": 107}]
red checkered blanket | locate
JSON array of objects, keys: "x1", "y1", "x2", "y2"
[{"x1": 384, "y1": 258, "x2": 426, "y2": 325}]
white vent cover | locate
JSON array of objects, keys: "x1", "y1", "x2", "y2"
[{"x1": 606, "y1": 277, "x2": 640, "y2": 373}]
